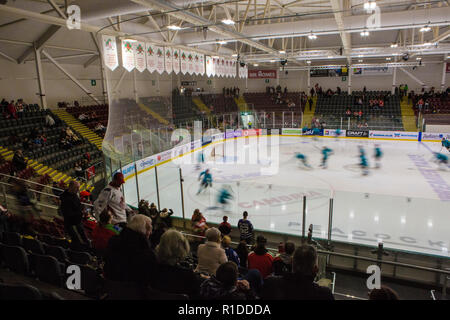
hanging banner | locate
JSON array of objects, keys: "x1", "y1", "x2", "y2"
[
  {"x1": 102, "y1": 35, "x2": 119, "y2": 71},
  {"x1": 205, "y1": 56, "x2": 212, "y2": 77},
  {"x1": 238, "y1": 64, "x2": 244, "y2": 78},
  {"x1": 232, "y1": 61, "x2": 236, "y2": 78},
  {"x1": 211, "y1": 58, "x2": 217, "y2": 77},
  {"x1": 121, "y1": 40, "x2": 135, "y2": 72},
  {"x1": 155, "y1": 46, "x2": 165, "y2": 74},
  {"x1": 165, "y1": 47, "x2": 173, "y2": 74},
  {"x1": 193, "y1": 53, "x2": 199, "y2": 75},
  {"x1": 146, "y1": 43, "x2": 156, "y2": 73},
  {"x1": 173, "y1": 48, "x2": 180, "y2": 74},
  {"x1": 187, "y1": 51, "x2": 194, "y2": 75},
  {"x1": 180, "y1": 50, "x2": 188, "y2": 74},
  {"x1": 221, "y1": 58, "x2": 225, "y2": 77},
  {"x1": 199, "y1": 54, "x2": 205, "y2": 75},
  {"x1": 134, "y1": 42, "x2": 146, "y2": 72}
]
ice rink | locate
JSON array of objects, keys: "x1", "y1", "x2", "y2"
[{"x1": 123, "y1": 135, "x2": 450, "y2": 258}]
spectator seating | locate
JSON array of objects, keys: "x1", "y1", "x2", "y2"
[{"x1": 199, "y1": 94, "x2": 239, "y2": 113}]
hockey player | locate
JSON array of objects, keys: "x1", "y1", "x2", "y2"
[
  {"x1": 319, "y1": 147, "x2": 333, "y2": 169},
  {"x1": 217, "y1": 185, "x2": 233, "y2": 211},
  {"x1": 335, "y1": 128, "x2": 342, "y2": 140},
  {"x1": 374, "y1": 144, "x2": 383, "y2": 168},
  {"x1": 196, "y1": 151, "x2": 205, "y2": 170},
  {"x1": 197, "y1": 168, "x2": 212, "y2": 194},
  {"x1": 441, "y1": 137, "x2": 450, "y2": 152},
  {"x1": 360, "y1": 154, "x2": 369, "y2": 176},
  {"x1": 434, "y1": 152, "x2": 448, "y2": 170},
  {"x1": 295, "y1": 153, "x2": 311, "y2": 168}
]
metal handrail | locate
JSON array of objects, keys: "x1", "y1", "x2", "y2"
[
  {"x1": 180, "y1": 231, "x2": 450, "y2": 277},
  {"x1": 0, "y1": 172, "x2": 64, "y2": 192}
]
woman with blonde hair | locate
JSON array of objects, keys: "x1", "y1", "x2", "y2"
[{"x1": 154, "y1": 229, "x2": 203, "y2": 298}]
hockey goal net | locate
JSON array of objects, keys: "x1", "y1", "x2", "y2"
[{"x1": 209, "y1": 143, "x2": 225, "y2": 161}]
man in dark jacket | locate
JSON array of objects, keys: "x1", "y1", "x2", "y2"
[
  {"x1": 261, "y1": 244, "x2": 334, "y2": 300},
  {"x1": 60, "y1": 180, "x2": 90, "y2": 248},
  {"x1": 104, "y1": 214, "x2": 158, "y2": 287}
]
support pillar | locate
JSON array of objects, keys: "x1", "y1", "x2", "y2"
[
  {"x1": 392, "y1": 66, "x2": 397, "y2": 95},
  {"x1": 441, "y1": 55, "x2": 448, "y2": 92},
  {"x1": 347, "y1": 67, "x2": 352, "y2": 94},
  {"x1": 34, "y1": 45, "x2": 47, "y2": 109}
]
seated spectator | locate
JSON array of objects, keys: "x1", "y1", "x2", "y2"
[
  {"x1": 200, "y1": 262, "x2": 255, "y2": 300},
  {"x1": 261, "y1": 244, "x2": 334, "y2": 300},
  {"x1": 248, "y1": 235, "x2": 273, "y2": 279},
  {"x1": 45, "y1": 114, "x2": 55, "y2": 127},
  {"x1": 138, "y1": 199, "x2": 151, "y2": 217},
  {"x1": 7, "y1": 100, "x2": 17, "y2": 119},
  {"x1": 104, "y1": 214, "x2": 158, "y2": 286},
  {"x1": 192, "y1": 209, "x2": 208, "y2": 239},
  {"x1": 78, "y1": 113, "x2": 89, "y2": 123},
  {"x1": 91, "y1": 207, "x2": 121, "y2": 253},
  {"x1": 236, "y1": 240, "x2": 249, "y2": 269},
  {"x1": 345, "y1": 108, "x2": 351, "y2": 117},
  {"x1": 218, "y1": 215, "x2": 231, "y2": 236},
  {"x1": 222, "y1": 236, "x2": 240, "y2": 266},
  {"x1": 16, "y1": 101, "x2": 24, "y2": 118},
  {"x1": 74, "y1": 162, "x2": 84, "y2": 180},
  {"x1": 154, "y1": 229, "x2": 203, "y2": 298},
  {"x1": 94, "y1": 122, "x2": 106, "y2": 134},
  {"x1": 195, "y1": 227, "x2": 227, "y2": 276},
  {"x1": 368, "y1": 286, "x2": 400, "y2": 300},
  {"x1": 148, "y1": 202, "x2": 159, "y2": 221},
  {"x1": 273, "y1": 241, "x2": 295, "y2": 276},
  {"x1": 158, "y1": 208, "x2": 173, "y2": 228}
]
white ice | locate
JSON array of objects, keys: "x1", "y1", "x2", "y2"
[{"x1": 123, "y1": 136, "x2": 450, "y2": 258}]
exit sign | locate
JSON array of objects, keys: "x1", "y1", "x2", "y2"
[
  {"x1": 91, "y1": 80, "x2": 96, "y2": 86},
  {"x1": 265, "y1": 79, "x2": 270, "y2": 83}
]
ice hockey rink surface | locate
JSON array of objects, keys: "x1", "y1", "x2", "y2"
[{"x1": 123, "y1": 136, "x2": 450, "y2": 258}]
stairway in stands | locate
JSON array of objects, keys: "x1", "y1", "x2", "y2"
[
  {"x1": 400, "y1": 97, "x2": 418, "y2": 132},
  {"x1": 137, "y1": 102, "x2": 170, "y2": 125},
  {"x1": 301, "y1": 96, "x2": 317, "y2": 127},
  {"x1": 192, "y1": 97, "x2": 211, "y2": 115},
  {"x1": 234, "y1": 96, "x2": 248, "y2": 112},
  {"x1": 52, "y1": 109, "x2": 103, "y2": 149},
  {"x1": 0, "y1": 146, "x2": 93, "y2": 192}
]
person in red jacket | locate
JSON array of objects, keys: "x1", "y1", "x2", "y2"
[
  {"x1": 248, "y1": 235, "x2": 273, "y2": 279},
  {"x1": 91, "y1": 208, "x2": 121, "y2": 254}
]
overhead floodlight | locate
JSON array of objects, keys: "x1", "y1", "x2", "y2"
[
  {"x1": 420, "y1": 25, "x2": 431, "y2": 32},
  {"x1": 279, "y1": 50, "x2": 286, "y2": 54},
  {"x1": 221, "y1": 19, "x2": 235, "y2": 25},
  {"x1": 232, "y1": 54, "x2": 238, "y2": 57},
  {"x1": 416, "y1": 57, "x2": 422, "y2": 60},
  {"x1": 386, "y1": 57, "x2": 391, "y2": 61},
  {"x1": 306, "y1": 60, "x2": 311, "y2": 64},
  {"x1": 253, "y1": 64, "x2": 259, "y2": 67},
  {"x1": 167, "y1": 25, "x2": 182, "y2": 30},
  {"x1": 360, "y1": 30, "x2": 370, "y2": 37},
  {"x1": 270, "y1": 60, "x2": 276, "y2": 62},
  {"x1": 390, "y1": 43, "x2": 398, "y2": 48},
  {"x1": 308, "y1": 33, "x2": 317, "y2": 40},
  {"x1": 217, "y1": 40, "x2": 227, "y2": 45},
  {"x1": 364, "y1": 1, "x2": 377, "y2": 12},
  {"x1": 358, "y1": 59, "x2": 363, "y2": 62}
]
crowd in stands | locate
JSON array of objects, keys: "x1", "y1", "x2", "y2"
[
  {"x1": 410, "y1": 87, "x2": 450, "y2": 114},
  {"x1": 222, "y1": 87, "x2": 240, "y2": 98},
  {"x1": 1, "y1": 99, "x2": 40, "y2": 119}
]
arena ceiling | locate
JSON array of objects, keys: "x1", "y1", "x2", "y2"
[{"x1": 0, "y1": 0, "x2": 448, "y2": 68}]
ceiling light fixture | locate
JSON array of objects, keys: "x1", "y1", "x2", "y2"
[
  {"x1": 279, "y1": 50, "x2": 286, "y2": 54},
  {"x1": 221, "y1": 19, "x2": 235, "y2": 25},
  {"x1": 253, "y1": 64, "x2": 259, "y2": 67},
  {"x1": 358, "y1": 59, "x2": 363, "y2": 62},
  {"x1": 420, "y1": 25, "x2": 431, "y2": 32},
  {"x1": 167, "y1": 25, "x2": 181, "y2": 30},
  {"x1": 390, "y1": 43, "x2": 398, "y2": 48},
  {"x1": 360, "y1": 30, "x2": 370, "y2": 37},
  {"x1": 217, "y1": 40, "x2": 227, "y2": 45},
  {"x1": 363, "y1": 1, "x2": 377, "y2": 12},
  {"x1": 386, "y1": 57, "x2": 391, "y2": 61},
  {"x1": 306, "y1": 60, "x2": 311, "y2": 64},
  {"x1": 308, "y1": 33, "x2": 317, "y2": 40}
]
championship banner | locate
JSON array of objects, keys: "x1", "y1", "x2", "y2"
[
  {"x1": 187, "y1": 51, "x2": 194, "y2": 75},
  {"x1": 102, "y1": 35, "x2": 118, "y2": 71},
  {"x1": 121, "y1": 40, "x2": 135, "y2": 72},
  {"x1": 211, "y1": 57, "x2": 216, "y2": 77},
  {"x1": 225, "y1": 60, "x2": 229, "y2": 78},
  {"x1": 173, "y1": 49, "x2": 180, "y2": 74},
  {"x1": 194, "y1": 53, "x2": 199, "y2": 75},
  {"x1": 220, "y1": 58, "x2": 225, "y2": 77},
  {"x1": 199, "y1": 54, "x2": 205, "y2": 75},
  {"x1": 180, "y1": 50, "x2": 187, "y2": 74},
  {"x1": 231, "y1": 61, "x2": 236, "y2": 78},
  {"x1": 134, "y1": 42, "x2": 146, "y2": 72},
  {"x1": 165, "y1": 47, "x2": 173, "y2": 74},
  {"x1": 205, "y1": 56, "x2": 212, "y2": 77},
  {"x1": 146, "y1": 43, "x2": 156, "y2": 73},
  {"x1": 155, "y1": 46, "x2": 165, "y2": 74},
  {"x1": 217, "y1": 58, "x2": 222, "y2": 77}
]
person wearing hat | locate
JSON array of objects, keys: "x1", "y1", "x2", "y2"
[
  {"x1": 247, "y1": 235, "x2": 274, "y2": 279},
  {"x1": 94, "y1": 172, "x2": 135, "y2": 228}
]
